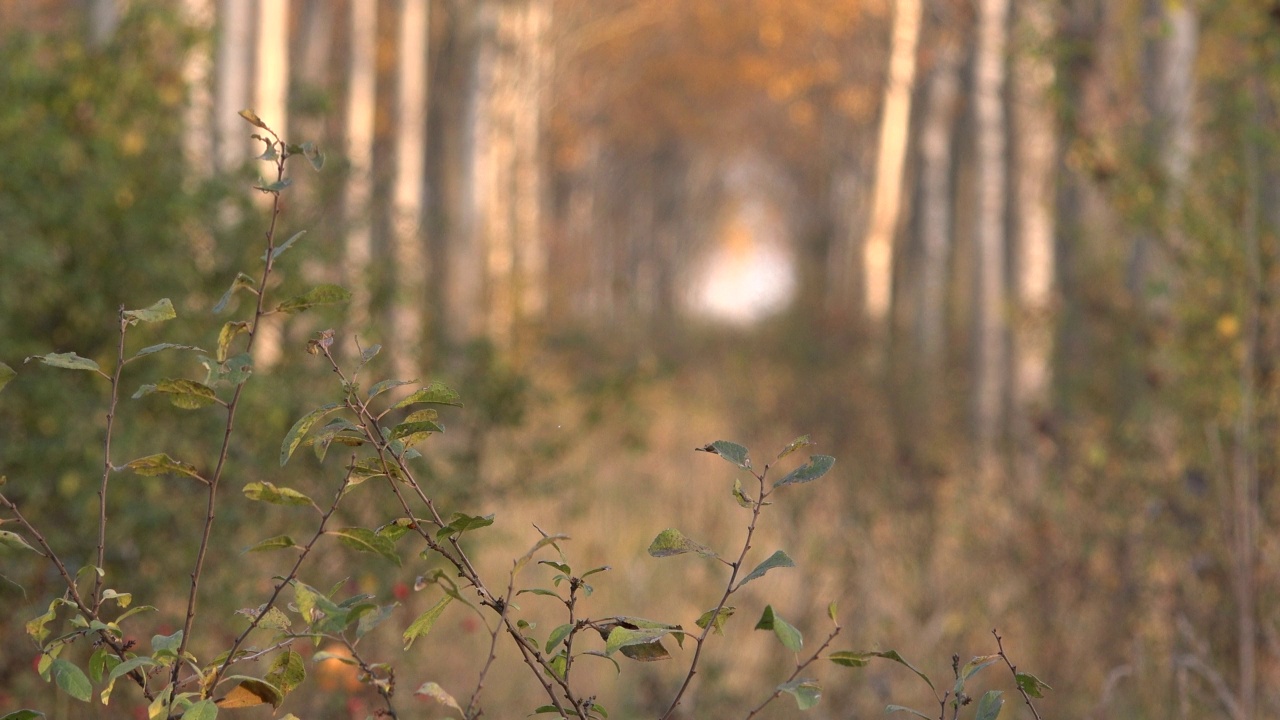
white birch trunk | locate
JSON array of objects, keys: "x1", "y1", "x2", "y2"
[
  {"x1": 862, "y1": 0, "x2": 921, "y2": 323},
  {"x1": 182, "y1": 0, "x2": 216, "y2": 177},
  {"x1": 215, "y1": 0, "x2": 253, "y2": 172},
  {"x1": 513, "y1": 0, "x2": 550, "y2": 347},
  {"x1": 391, "y1": 0, "x2": 430, "y2": 379},
  {"x1": 252, "y1": 0, "x2": 290, "y2": 369},
  {"x1": 344, "y1": 0, "x2": 378, "y2": 351},
  {"x1": 1011, "y1": 0, "x2": 1057, "y2": 488},
  {"x1": 972, "y1": 0, "x2": 1010, "y2": 465}
]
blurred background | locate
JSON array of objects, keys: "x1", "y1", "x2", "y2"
[{"x1": 1, "y1": 0, "x2": 1278, "y2": 717}]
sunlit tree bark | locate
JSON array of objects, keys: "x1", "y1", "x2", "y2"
[
  {"x1": 863, "y1": 0, "x2": 921, "y2": 323},
  {"x1": 343, "y1": 0, "x2": 378, "y2": 352},
  {"x1": 390, "y1": 0, "x2": 430, "y2": 380},
  {"x1": 215, "y1": 0, "x2": 252, "y2": 172},
  {"x1": 182, "y1": 0, "x2": 215, "y2": 176},
  {"x1": 971, "y1": 0, "x2": 1009, "y2": 466},
  {"x1": 1010, "y1": 0, "x2": 1057, "y2": 489},
  {"x1": 252, "y1": 0, "x2": 289, "y2": 368}
]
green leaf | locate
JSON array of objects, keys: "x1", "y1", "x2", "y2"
[
  {"x1": 276, "y1": 284, "x2": 351, "y2": 314},
  {"x1": 974, "y1": 690, "x2": 1004, "y2": 720},
  {"x1": 123, "y1": 298, "x2": 175, "y2": 324},
  {"x1": 0, "y1": 361, "x2": 17, "y2": 393},
  {"x1": 50, "y1": 659, "x2": 91, "y2": 702},
  {"x1": 280, "y1": 403, "x2": 343, "y2": 465},
  {"x1": 828, "y1": 651, "x2": 869, "y2": 667},
  {"x1": 694, "y1": 606, "x2": 735, "y2": 635},
  {"x1": 776, "y1": 435, "x2": 814, "y2": 460},
  {"x1": 414, "y1": 682, "x2": 464, "y2": 714},
  {"x1": 604, "y1": 626, "x2": 674, "y2": 658},
  {"x1": 754, "y1": 605, "x2": 802, "y2": 652},
  {"x1": 0, "y1": 711, "x2": 46, "y2": 720},
  {"x1": 26, "y1": 599, "x2": 66, "y2": 644},
  {"x1": 122, "y1": 454, "x2": 202, "y2": 480},
  {"x1": 777, "y1": 678, "x2": 821, "y2": 710},
  {"x1": 101, "y1": 656, "x2": 156, "y2": 704},
  {"x1": 886, "y1": 705, "x2": 933, "y2": 719},
  {"x1": 88, "y1": 648, "x2": 109, "y2": 683},
  {"x1": 735, "y1": 550, "x2": 795, "y2": 590},
  {"x1": 546, "y1": 623, "x2": 574, "y2": 653},
  {"x1": 436, "y1": 512, "x2": 495, "y2": 540},
  {"x1": 183, "y1": 699, "x2": 218, "y2": 720},
  {"x1": 836, "y1": 650, "x2": 935, "y2": 693},
  {"x1": 263, "y1": 230, "x2": 306, "y2": 263},
  {"x1": 242, "y1": 481, "x2": 313, "y2": 506},
  {"x1": 403, "y1": 595, "x2": 453, "y2": 649},
  {"x1": 0, "y1": 530, "x2": 38, "y2": 553},
  {"x1": 255, "y1": 177, "x2": 293, "y2": 193},
  {"x1": 212, "y1": 272, "x2": 258, "y2": 314},
  {"x1": 101, "y1": 588, "x2": 131, "y2": 608},
  {"x1": 331, "y1": 527, "x2": 401, "y2": 566},
  {"x1": 264, "y1": 650, "x2": 306, "y2": 695},
  {"x1": 696, "y1": 440, "x2": 750, "y2": 468},
  {"x1": 132, "y1": 379, "x2": 218, "y2": 409},
  {"x1": 391, "y1": 381, "x2": 463, "y2": 409},
  {"x1": 1015, "y1": 672, "x2": 1052, "y2": 698},
  {"x1": 731, "y1": 478, "x2": 754, "y2": 508},
  {"x1": 828, "y1": 601, "x2": 838, "y2": 623},
  {"x1": 391, "y1": 420, "x2": 444, "y2": 441},
  {"x1": 302, "y1": 141, "x2": 325, "y2": 171},
  {"x1": 26, "y1": 352, "x2": 101, "y2": 373},
  {"x1": 217, "y1": 321, "x2": 249, "y2": 363},
  {"x1": 234, "y1": 605, "x2": 292, "y2": 632},
  {"x1": 773, "y1": 455, "x2": 836, "y2": 488},
  {"x1": 957, "y1": 654, "x2": 1000, "y2": 687},
  {"x1": 151, "y1": 629, "x2": 184, "y2": 656},
  {"x1": 646, "y1": 528, "x2": 718, "y2": 559},
  {"x1": 201, "y1": 353, "x2": 253, "y2": 387},
  {"x1": 307, "y1": 417, "x2": 365, "y2": 461},
  {"x1": 367, "y1": 378, "x2": 415, "y2": 399},
  {"x1": 244, "y1": 535, "x2": 298, "y2": 553},
  {"x1": 356, "y1": 602, "x2": 398, "y2": 639},
  {"x1": 132, "y1": 343, "x2": 204, "y2": 360}
]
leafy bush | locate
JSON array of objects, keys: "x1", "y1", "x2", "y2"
[{"x1": 0, "y1": 113, "x2": 1046, "y2": 720}]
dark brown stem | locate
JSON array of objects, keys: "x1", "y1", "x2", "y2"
[
  {"x1": 743, "y1": 623, "x2": 841, "y2": 719},
  {"x1": 210, "y1": 465, "x2": 356, "y2": 686},
  {"x1": 659, "y1": 465, "x2": 771, "y2": 720},
  {"x1": 172, "y1": 130, "x2": 286, "y2": 703},
  {"x1": 992, "y1": 629, "x2": 1043, "y2": 720},
  {"x1": 92, "y1": 307, "x2": 130, "y2": 610}
]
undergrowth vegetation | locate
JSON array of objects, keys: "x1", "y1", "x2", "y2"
[{"x1": 0, "y1": 114, "x2": 1048, "y2": 719}]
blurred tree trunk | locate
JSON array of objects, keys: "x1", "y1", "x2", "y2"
[
  {"x1": 88, "y1": 0, "x2": 119, "y2": 46},
  {"x1": 343, "y1": 0, "x2": 378, "y2": 353},
  {"x1": 863, "y1": 0, "x2": 921, "y2": 324},
  {"x1": 390, "y1": 0, "x2": 430, "y2": 380},
  {"x1": 1010, "y1": 0, "x2": 1057, "y2": 490},
  {"x1": 215, "y1": 0, "x2": 252, "y2": 172},
  {"x1": 182, "y1": 0, "x2": 215, "y2": 176},
  {"x1": 971, "y1": 0, "x2": 1009, "y2": 468},
  {"x1": 915, "y1": 5, "x2": 962, "y2": 386},
  {"x1": 451, "y1": 0, "x2": 549, "y2": 354},
  {"x1": 253, "y1": 0, "x2": 289, "y2": 368}
]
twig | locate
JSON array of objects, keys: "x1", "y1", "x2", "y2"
[
  {"x1": 743, "y1": 623, "x2": 841, "y2": 719},
  {"x1": 172, "y1": 125, "x2": 287, "y2": 703},
  {"x1": 660, "y1": 464, "x2": 773, "y2": 720},
  {"x1": 92, "y1": 307, "x2": 129, "y2": 610},
  {"x1": 992, "y1": 629, "x2": 1043, "y2": 720},
  {"x1": 211, "y1": 465, "x2": 357, "y2": 685}
]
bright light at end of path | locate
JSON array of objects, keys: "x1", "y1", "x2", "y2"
[{"x1": 687, "y1": 199, "x2": 796, "y2": 325}]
